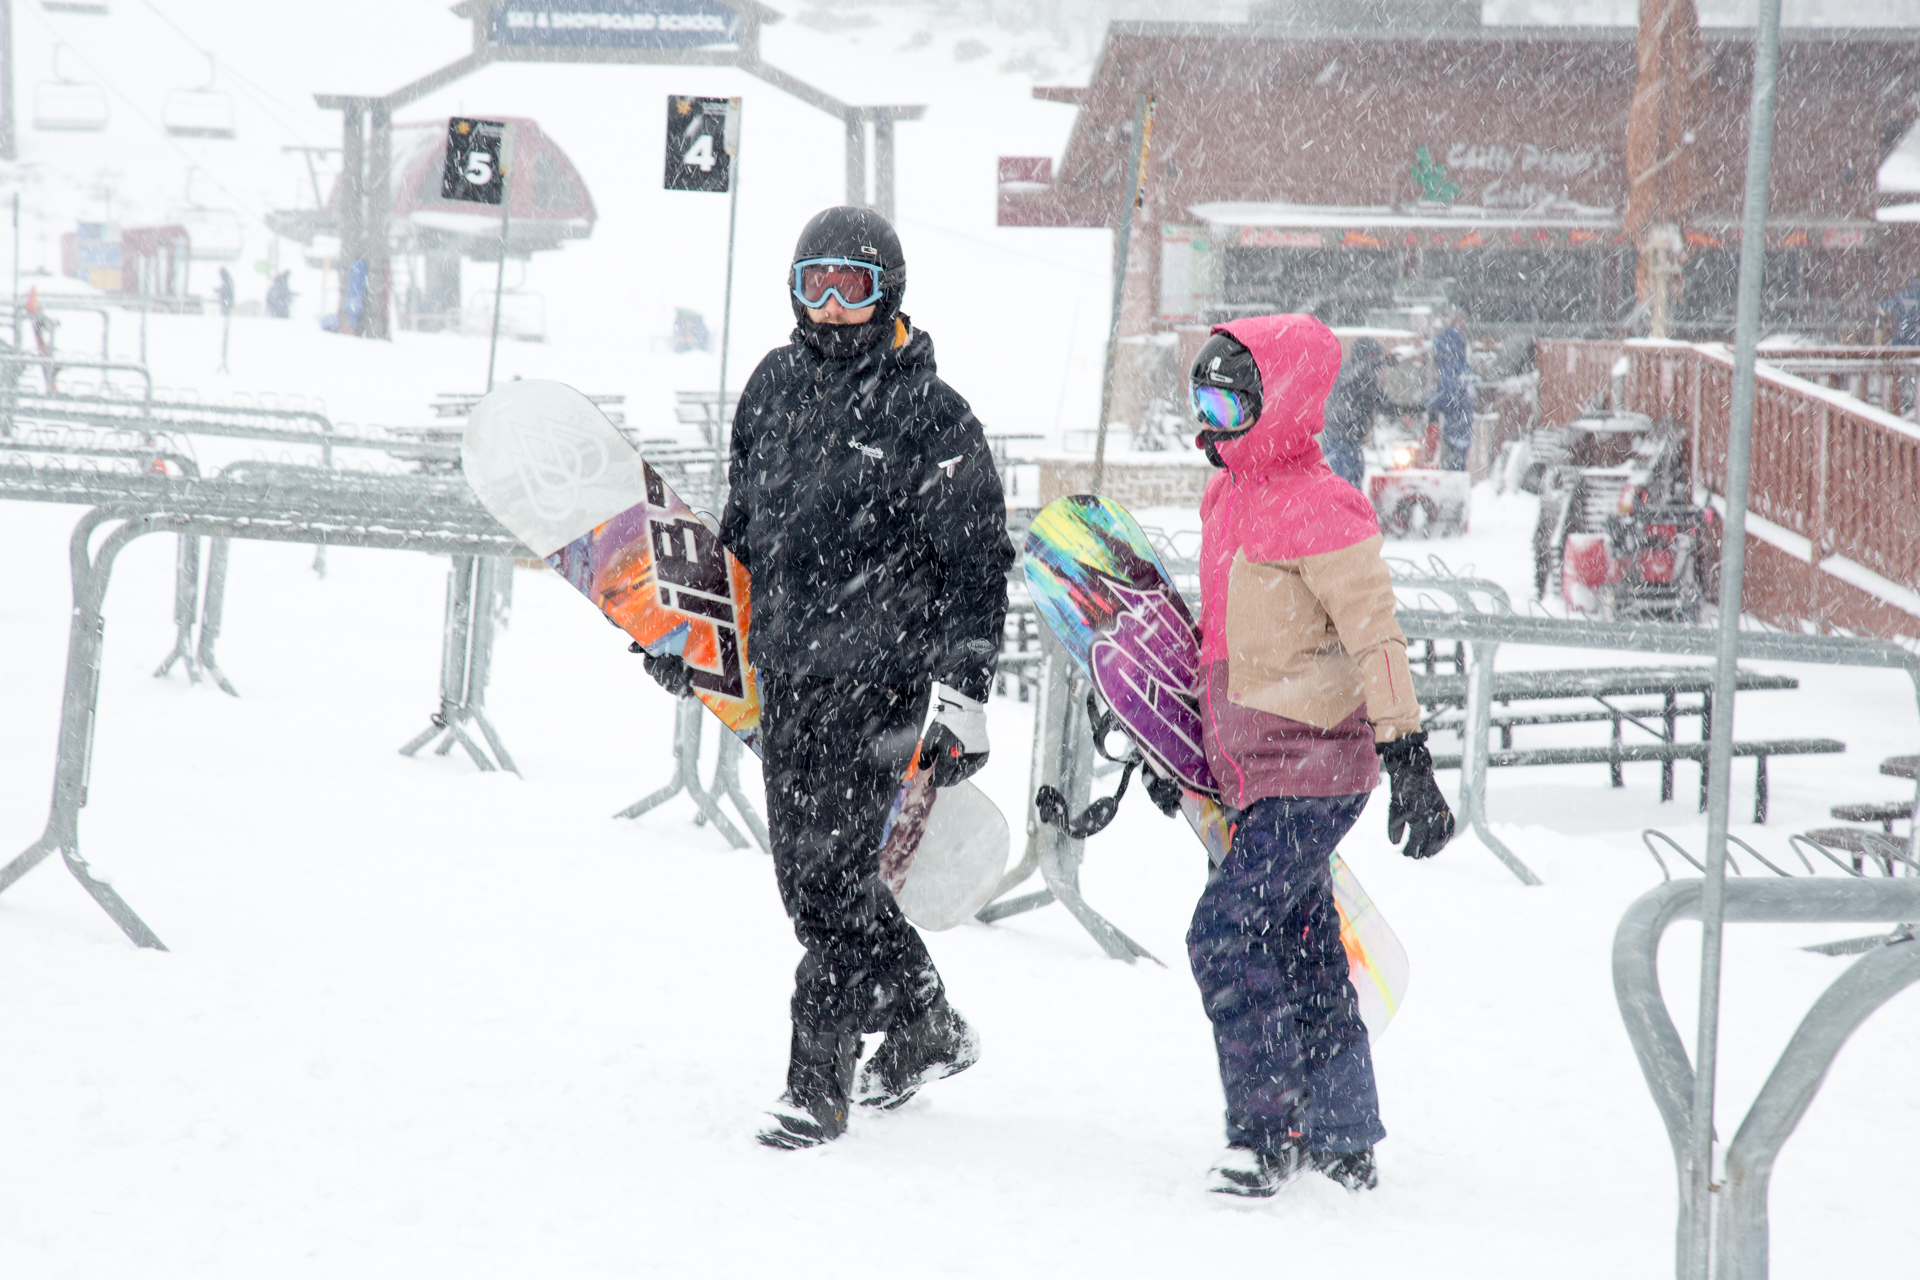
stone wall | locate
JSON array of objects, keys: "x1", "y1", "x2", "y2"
[{"x1": 1036, "y1": 454, "x2": 1213, "y2": 513}]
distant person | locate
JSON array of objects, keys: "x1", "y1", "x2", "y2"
[
  {"x1": 640, "y1": 206, "x2": 1013, "y2": 1150},
  {"x1": 1186, "y1": 312, "x2": 1454, "y2": 1198},
  {"x1": 1427, "y1": 326, "x2": 1475, "y2": 471},
  {"x1": 216, "y1": 267, "x2": 235, "y2": 316},
  {"x1": 1883, "y1": 279, "x2": 1920, "y2": 414},
  {"x1": 1319, "y1": 337, "x2": 1411, "y2": 490},
  {"x1": 266, "y1": 271, "x2": 293, "y2": 319},
  {"x1": 1880, "y1": 276, "x2": 1920, "y2": 347},
  {"x1": 672, "y1": 308, "x2": 710, "y2": 352}
]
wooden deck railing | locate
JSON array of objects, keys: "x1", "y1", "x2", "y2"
[
  {"x1": 1537, "y1": 339, "x2": 1625, "y2": 426},
  {"x1": 1622, "y1": 341, "x2": 1920, "y2": 600},
  {"x1": 1534, "y1": 337, "x2": 1919, "y2": 632}
]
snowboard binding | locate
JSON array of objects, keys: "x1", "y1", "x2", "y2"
[{"x1": 1035, "y1": 693, "x2": 1184, "y2": 838}]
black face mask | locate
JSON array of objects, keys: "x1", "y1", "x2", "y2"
[
  {"x1": 799, "y1": 311, "x2": 894, "y2": 361},
  {"x1": 1195, "y1": 426, "x2": 1252, "y2": 469}
]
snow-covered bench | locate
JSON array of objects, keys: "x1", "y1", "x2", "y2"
[{"x1": 1430, "y1": 737, "x2": 1845, "y2": 824}]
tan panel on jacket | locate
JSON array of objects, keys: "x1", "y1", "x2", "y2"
[{"x1": 1222, "y1": 535, "x2": 1423, "y2": 741}]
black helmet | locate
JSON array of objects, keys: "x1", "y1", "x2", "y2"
[
  {"x1": 1190, "y1": 330, "x2": 1263, "y2": 428},
  {"x1": 790, "y1": 206, "x2": 906, "y2": 358}
]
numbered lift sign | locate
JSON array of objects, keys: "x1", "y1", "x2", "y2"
[
  {"x1": 443, "y1": 118, "x2": 508, "y2": 205},
  {"x1": 664, "y1": 95, "x2": 738, "y2": 193}
]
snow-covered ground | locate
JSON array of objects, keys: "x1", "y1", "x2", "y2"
[
  {"x1": 5, "y1": 1, "x2": 1920, "y2": 1275},
  {"x1": 5, "y1": 331, "x2": 1919, "y2": 1275}
]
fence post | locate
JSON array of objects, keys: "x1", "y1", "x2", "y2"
[{"x1": 1687, "y1": 0, "x2": 1784, "y2": 1273}]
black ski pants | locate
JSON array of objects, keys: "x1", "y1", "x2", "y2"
[{"x1": 759, "y1": 669, "x2": 942, "y2": 1038}]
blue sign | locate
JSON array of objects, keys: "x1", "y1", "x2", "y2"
[{"x1": 490, "y1": 1, "x2": 739, "y2": 49}]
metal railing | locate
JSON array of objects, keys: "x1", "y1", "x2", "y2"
[
  {"x1": 1613, "y1": 875, "x2": 1920, "y2": 1280},
  {"x1": 0, "y1": 458, "x2": 533, "y2": 949}
]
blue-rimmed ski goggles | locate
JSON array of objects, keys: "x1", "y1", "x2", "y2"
[
  {"x1": 1191, "y1": 383, "x2": 1255, "y2": 433},
  {"x1": 792, "y1": 257, "x2": 884, "y2": 309}
]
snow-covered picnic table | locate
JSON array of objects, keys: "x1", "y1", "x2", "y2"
[{"x1": 1415, "y1": 664, "x2": 1837, "y2": 823}]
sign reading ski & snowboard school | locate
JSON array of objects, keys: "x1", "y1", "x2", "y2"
[
  {"x1": 489, "y1": 0, "x2": 739, "y2": 49},
  {"x1": 663, "y1": 96, "x2": 736, "y2": 193},
  {"x1": 442, "y1": 118, "x2": 508, "y2": 205}
]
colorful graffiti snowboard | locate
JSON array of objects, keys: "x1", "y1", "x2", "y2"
[
  {"x1": 1024, "y1": 493, "x2": 1410, "y2": 1035},
  {"x1": 461, "y1": 379, "x2": 1008, "y2": 931}
]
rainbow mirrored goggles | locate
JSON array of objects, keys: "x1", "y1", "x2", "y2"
[
  {"x1": 792, "y1": 257, "x2": 885, "y2": 310},
  {"x1": 1191, "y1": 383, "x2": 1255, "y2": 433}
]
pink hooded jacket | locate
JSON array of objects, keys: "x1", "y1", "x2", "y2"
[{"x1": 1197, "y1": 314, "x2": 1422, "y2": 807}]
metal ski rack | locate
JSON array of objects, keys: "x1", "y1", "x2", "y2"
[
  {"x1": 613, "y1": 698, "x2": 768, "y2": 853},
  {"x1": 399, "y1": 552, "x2": 517, "y2": 773},
  {"x1": 977, "y1": 632, "x2": 1159, "y2": 964},
  {"x1": 0, "y1": 456, "x2": 533, "y2": 950}
]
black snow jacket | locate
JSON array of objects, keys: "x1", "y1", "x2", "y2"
[
  {"x1": 1321, "y1": 357, "x2": 1398, "y2": 448},
  {"x1": 720, "y1": 317, "x2": 1014, "y2": 702}
]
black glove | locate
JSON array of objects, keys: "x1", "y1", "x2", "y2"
[
  {"x1": 1140, "y1": 762, "x2": 1185, "y2": 818},
  {"x1": 631, "y1": 640, "x2": 695, "y2": 699},
  {"x1": 1376, "y1": 731, "x2": 1455, "y2": 859},
  {"x1": 921, "y1": 683, "x2": 989, "y2": 788}
]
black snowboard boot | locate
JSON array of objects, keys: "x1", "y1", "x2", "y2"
[
  {"x1": 853, "y1": 997, "x2": 981, "y2": 1110},
  {"x1": 1313, "y1": 1146, "x2": 1379, "y2": 1191},
  {"x1": 1205, "y1": 1141, "x2": 1308, "y2": 1198},
  {"x1": 757, "y1": 1025, "x2": 861, "y2": 1151}
]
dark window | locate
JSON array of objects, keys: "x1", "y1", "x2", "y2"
[
  {"x1": 1222, "y1": 247, "x2": 1397, "y2": 323},
  {"x1": 1677, "y1": 249, "x2": 1805, "y2": 326}
]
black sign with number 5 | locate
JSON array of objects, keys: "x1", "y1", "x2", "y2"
[
  {"x1": 664, "y1": 96, "x2": 734, "y2": 193},
  {"x1": 442, "y1": 118, "x2": 508, "y2": 205}
]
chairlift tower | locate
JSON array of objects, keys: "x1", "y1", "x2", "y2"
[{"x1": 318, "y1": 0, "x2": 922, "y2": 341}]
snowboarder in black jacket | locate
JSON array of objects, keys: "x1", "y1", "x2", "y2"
[{"x1": 644, "y1": 206, "x2": 1014, "y2": 1149}]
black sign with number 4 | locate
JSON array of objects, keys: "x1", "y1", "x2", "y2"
[
  {"x1": 664, "y1": 96, "x2": 736, "y2": 193},
  {"x1": 442, "y1": 118, "x2": 508, "y2": 205}
]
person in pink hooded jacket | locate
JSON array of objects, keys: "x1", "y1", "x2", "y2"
[{"x1": 1185, "y1": 313, "x2": 1454, "y2": 1198}]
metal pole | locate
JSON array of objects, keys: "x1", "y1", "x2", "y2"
[
  {"x1": 1092, "y1": 93, "x2": 1153, "y2": 496},
  {"x1": 337, "y1": 101, "x2": 365, "y2": 335},
  {"x1": 873, "y1": 114, "x2": 895, "y2": 222},
  {"x1": 844, "y1": 109, "x2": 867, "y2": 207},
  {"x1": 1686, "y1": 2, "x2": 1781, "y2": 1276},
  {"x1": 11, "y1": 192, "x2": 18, "y2": 350},
  {"x1": 364, "y1": 101, "x2": 392, "y2": 341},
  {"x1": 485, "y1": 129, "x2": 512, "y2": 394},
  {"x1": 715, "y1": 100, "x2": 741, "y2": 485},
  {"x1": 0, "y1": 0, "x2": 14, "y2": 163}
]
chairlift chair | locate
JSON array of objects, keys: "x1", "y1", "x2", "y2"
[
  {"x1": 34, "y1": 45, "x2": 109, "y2": 132},
  {"x1": 163, "y1": 54, "x2": 234, "y2": 140},
  {"x1": 170, "y1": 170, "x2": 245, "y2": 262},
  {"x1": 43, "y1": 0, "x2": 110, "y2": 12},
  {"x1": 169, "y1": 207, "x2": 244, "y2": 261}
]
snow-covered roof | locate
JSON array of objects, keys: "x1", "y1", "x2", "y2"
[
  {"x1": 1880, "y1": 120, "x2": 1920, "y2": 196},
  {"x1": 1188, "y1": 201, "x2": 1620, "y2": 229}
]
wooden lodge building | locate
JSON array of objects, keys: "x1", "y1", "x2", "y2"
[{"x1": 999, "y1": 2, "x2": 1920, "y2": 412}]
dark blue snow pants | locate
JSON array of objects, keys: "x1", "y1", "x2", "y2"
[{"x1": 1187, "y1": 792, "x2": 1385, "y2": 1154}]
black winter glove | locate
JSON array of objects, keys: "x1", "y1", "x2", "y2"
[
  {"x1": 1376, "y1": 731, "x2": 1455, "y2": 860},
  {"x1": 1140, "y1": 762, "x2": 1185, "y2": 818},
  {"x1": 631, "y1": 640, "x2": 695, "y2": 699}
]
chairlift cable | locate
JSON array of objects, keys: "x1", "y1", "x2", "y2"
[
  {"x1": 23, "y1": 8, "x2": 262, "y2": 220},
  {"x1": 138, "y1": 0, "x2": 320, "y2": 148}
]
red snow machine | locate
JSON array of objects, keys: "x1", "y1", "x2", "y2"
[{"x1": 1527, "y1": 412, "x2": 1719, "y2": 620}]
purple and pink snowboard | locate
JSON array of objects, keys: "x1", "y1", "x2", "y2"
[{"x1": 1023, "y1": 494, "x2": 1410, "y2": 1035}]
